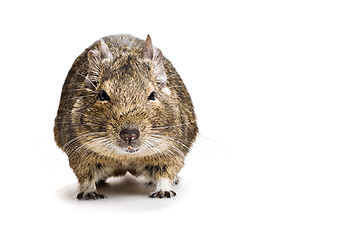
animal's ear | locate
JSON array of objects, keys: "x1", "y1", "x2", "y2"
[
  {"x1": 85, "y1": 39, "x2": 113, "y2": 90},
  {"x1": 141, "y1": 35, "x2": 167, "y2": 88},
  {"x1": 153, "y1": 47, "x2": 167, "y2": 88},
  {"x1": 141, "y1": 34, "x2": 154, "y2": 59},
  {"x1": 99, "y1": 39, "x2": 113, "y2": 62}
]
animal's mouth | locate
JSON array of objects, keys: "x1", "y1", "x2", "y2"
[
  {"x1": 115, "y1": 138, "x2": 141, "y2": 154},
  {"x1": 124, "y1": 146, "x2": 140, "y2": 153}
]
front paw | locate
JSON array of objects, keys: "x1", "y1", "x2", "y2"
[
  {"x1": 77, "y1": 192, "x2": 107, "y2": 200},
  {"x1": 149, "y1": 190, "x2": 176, "y2": 199}
]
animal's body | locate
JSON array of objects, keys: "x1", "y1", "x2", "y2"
[{"x1": 54, "y1": 34, "x2": 198, "y2": 199}]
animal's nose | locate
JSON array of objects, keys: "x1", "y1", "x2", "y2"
[{"x1": 120, "y1": 128, "x2": 140, "y2": 142}]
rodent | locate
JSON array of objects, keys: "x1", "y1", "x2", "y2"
[{"x1": 54, "y1": 34, "x2": 198, "y2": 200}]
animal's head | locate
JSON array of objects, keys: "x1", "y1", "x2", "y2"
[{"x1": 72, "y1": 35, "x2": 182, "y2": 159}]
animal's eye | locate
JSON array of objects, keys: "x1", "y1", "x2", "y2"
[
  {"x1": 98, "y1": 90, "x2": 110, "y2": 101},
  {"x1": 148, "y1": 91, "x2": 156, "y2": 101}
]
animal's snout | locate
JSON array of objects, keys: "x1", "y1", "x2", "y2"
[{"x1": 120, "y1": 128, "x2": 140, "y2": 142}]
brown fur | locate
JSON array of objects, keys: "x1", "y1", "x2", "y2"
[{"x1": 54, "y1": 34, "x2": 198, "y2": 199}]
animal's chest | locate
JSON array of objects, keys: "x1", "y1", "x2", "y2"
[{"x1": 98, "y1": 159, "x2": 144, "y2": 178}]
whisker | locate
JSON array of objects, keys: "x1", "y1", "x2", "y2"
[
  {"x1": 57, "y1": 122, "x2": 104, "y2": 127},
  {"x1": 67, "y1": 136, "x2": 112, "y2": 159},
  {"x1": 62, "y1": 94, "x2": 96, "y2": 101},
  {"x1": 56, "y1": 109, "x2": 104, "y2": 121},
  {"x1": 166, "y1": 73, "x2": 178, "y2": 79},
  {"x1": 62, "y1": 131, "x2": 107, "y2": 150},
  {"x1": 60, "y1": 88, "x2": 88, "y2": 92},
  {"x1": 148, "y1": 136, "x2": 185, "y2": 158},
  {"x1": 145, "y1": 137, "x2": 168, "y2": 159},
  {"x1": 152, "y1": 120, "x2": 197, "y2": 130},
  {"x1": 76, "y1": 72, "x2": 88, "y2": 79},
  {"x1": 143, "y1": 140, "x2": 160, "y2": 158},
  {"x1": 151, "y1": 134, "x2": 190, "y2": 150},
  {"x1": 167, "y1": 86, "x2": 186, "y2": 89},
  {"x1": 76, "y1": 72, "x2": 97, "y2": 90}
]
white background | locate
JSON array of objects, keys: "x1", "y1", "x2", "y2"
[{"x1": 1, "y1": 0, "x2": 359, "y2": 239}]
